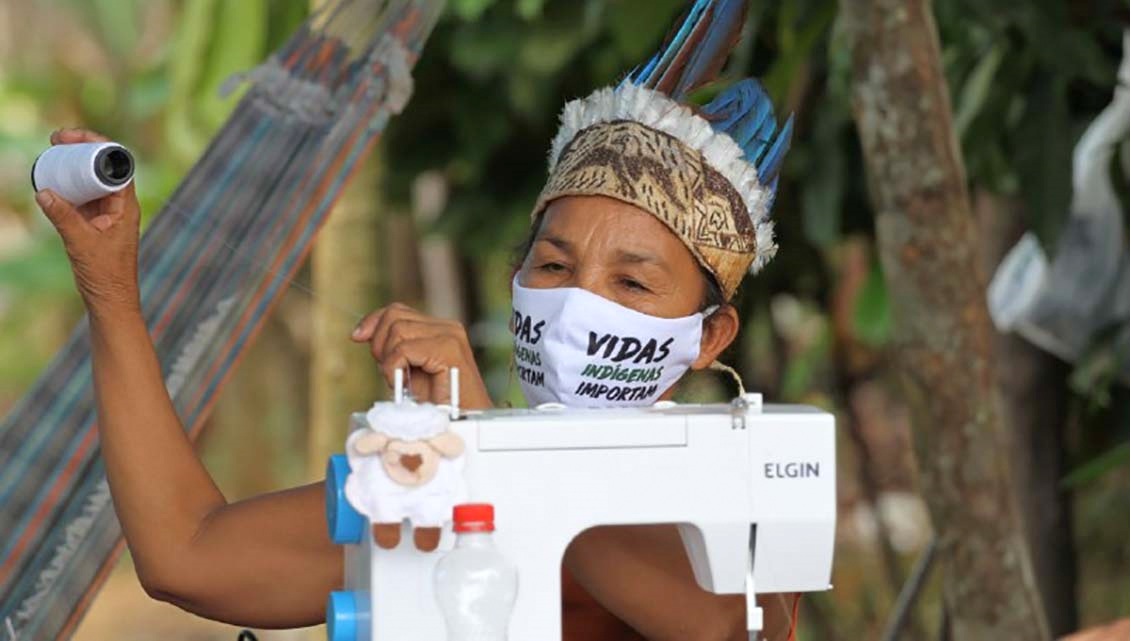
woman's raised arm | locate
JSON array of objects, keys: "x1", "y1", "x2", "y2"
[{"x1": 35, "y1": 128, "x2": 340, "y2": 627}]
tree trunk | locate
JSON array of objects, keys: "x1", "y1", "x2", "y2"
[
  {"x1": 307, "y1": 152, "x2": 385, "y2": 480},
  {"x1": 413, "y1": 171, "x2": 467, "y2": 323},
  {"x1": 974, "y1": 190, "x2": 1078, "y2": 636},
  {"x1": 837, "y1": 1, "x2": 1051, "y2": 638}
]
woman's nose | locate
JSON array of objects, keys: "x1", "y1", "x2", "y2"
[{"x1": 572, "y1": 268, "x2": 611, "y2": 299}]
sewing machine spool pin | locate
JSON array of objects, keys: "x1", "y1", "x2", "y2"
[
  {"x1": 449, "y1": 367, "x2": 460, "y2": 420},
  {"x1": 392, "y1": 367, "x2": 423, "y2": 404},
  {"x1": 392, "y1": 366, "x2": 462, "y2": 420},
  {"x1": 393, "y1": 368, "x2": 406, "y2": 404}
]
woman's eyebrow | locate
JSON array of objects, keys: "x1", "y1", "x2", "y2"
[
  {"x1": 615, "y1": 249, "x2": 671, "y2": 273},
  {"x1": 535, "y1": 235, "x2": 573, "y2": 254}
]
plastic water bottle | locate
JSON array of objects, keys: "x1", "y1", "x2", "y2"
[{"x1": 434, "y1": 503, "x2": 518, "y2": 641}]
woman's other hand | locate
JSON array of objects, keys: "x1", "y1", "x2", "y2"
[
  {"x1": 352, "y1": 303, "x2": 493, "y2": 409},
  {"x1": 34, "y1": 128, "x2": 141, "y2": 318}
]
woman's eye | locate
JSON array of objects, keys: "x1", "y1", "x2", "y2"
[
  {"x1": 620, "y1": 278, "x2": 650, "y2": 293},
  {"x1": 539, "y1": 262, "x2": 566, "y2": 273}
]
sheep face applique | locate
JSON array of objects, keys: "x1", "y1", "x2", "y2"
[
  {"x1": 378, "y1": 436, "x2": 453, "y2": 487},
  {"x1": 344, "y1": 401, "x2": 467, "y2": 552}
]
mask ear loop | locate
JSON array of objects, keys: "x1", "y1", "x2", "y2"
[
  {"x1": 700, "y1": 304, "x2": 746, "y2": 396},
  {"x1": 708, "y1": 360, "x2": 746, "y2": 396}
]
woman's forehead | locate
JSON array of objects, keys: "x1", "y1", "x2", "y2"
[{"x1": 538, "y1": 196, "x2": 697, "y2": 267}]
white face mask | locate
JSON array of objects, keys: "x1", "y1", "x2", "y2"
[{"x1": 511, "y1": 278, "x2": 709, "y2": 408}]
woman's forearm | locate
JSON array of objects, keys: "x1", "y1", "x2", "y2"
[
  {"x1": 88, "y1": 304, "x2": 225, "y2": 583},
  {"x1": 88, "y1": 304, "x2": 342, "y2": 626},
  {"x1": 565, "y1": 524, "x2": 791, "y2": 641}
]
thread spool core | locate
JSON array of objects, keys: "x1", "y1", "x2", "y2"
[{"x1": 94, "y1": 147, "x2": 134, "y2": 186}]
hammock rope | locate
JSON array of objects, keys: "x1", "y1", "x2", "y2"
[{"x1": 0, "y1": 2, "x2": 443, "y2": 638}]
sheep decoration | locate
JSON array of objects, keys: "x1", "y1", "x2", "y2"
[{"x1": 344, "y1": 400, "x2": 467, "y2": 551}]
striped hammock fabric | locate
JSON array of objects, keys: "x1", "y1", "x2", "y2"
[{"x1": 0, "y1": 1, "x2": 443, "y2": 638}]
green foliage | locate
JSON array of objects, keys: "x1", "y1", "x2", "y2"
[
  {"x1": 0, "y1": 236, "x2": 76, "y2": 298},
  {"x1": 165, "y1": 0, "x2": 270, "y2": 166},
  {"x1": 85, "y1": 0, "x2": 142, "y2": 57},
  {"x1": 853, "y1": 258, "x2": 891, "y2": 347},
  {"x1": 515, "y1": 0, "x2": 546, "y2": 20},
  {"x1": 1063, "y1": 442, "x2": 1130, "y2": 488},
  {"x1": 451, "y1": 0, "x2": 495, "y2": 21},
  {"x1": 385, "y1": 0, "x2": 686, "y2": 254},
  {"x1": 937, "y1": 0, "x2": 1124, "y2": 245},
  {"x1": 0, "y1": 0, "x2": 308, "y2": 410}
]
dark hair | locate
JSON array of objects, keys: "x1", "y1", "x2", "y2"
[{"x1": 514, "y1": 212, "x2": 727, "y2": 312}]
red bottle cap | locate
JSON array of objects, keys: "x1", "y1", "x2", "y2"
[{"x1": 453, "y1": 503, "x2": 495, "y2": 533}]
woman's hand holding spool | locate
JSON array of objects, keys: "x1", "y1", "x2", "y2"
[
  {"x1": 34, "y1": 128, "x2": 142, "y2": 319},
  {"x1": 352, "y1": 303, "x2": 494, "y2": 410}
]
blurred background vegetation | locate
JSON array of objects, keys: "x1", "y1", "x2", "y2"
[{"x1": 0, "y1": 0, "x2": 1126, "y2": 639}]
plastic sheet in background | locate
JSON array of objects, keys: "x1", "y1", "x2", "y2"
[
  {"x1": 0, "y1": 1, "x2": 444, "y2": 639},
  {"x1": 988, "y1": 30, "x2": 1130, "y2": 382}
]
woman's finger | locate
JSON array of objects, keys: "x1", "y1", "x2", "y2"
[
  {"x1": 373, "y1": 321, "x2": 456, "y2": 375},
  {"x1": 35, "y1": 189, "x2": 94, "y2": 244},
  {"x1": 405, "y1": 369, "x2": 432, "y2": 401},
  {"x1": 50, "y1": 128, "x2": 111, "y2": 146},
  {"x1": 367, "y1": 303, "x2": 435, "y2": 350},
  {"x1": 372, "y1": 317, "x2": 456, "y2": 365},
  {"x1": 352, "y1": 303, "x2": 418, "y2": 342},
  {"x1": 102, "y1": 183, "x2": 139, "y2": 226},
  {"x1": 75, "y1": 186, "x2": 137, "y2": 232},
  {"x1": 351, "y1": 309, "x2": 383, "y2": 342},
  {"x1": 379, "y1": 336, "x2": 463, "y2": 404}
]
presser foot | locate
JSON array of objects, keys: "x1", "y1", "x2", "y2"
[{"x1": 746, "y1": 605, "x2": 764, "y2": 641}]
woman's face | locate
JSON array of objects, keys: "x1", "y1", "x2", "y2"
[
  {"x1": 517, "y1": 195, "x2": 739, "y2": 371},
  {"x1": 518, "y1": 195, "x2": 708, "y2": 318}
]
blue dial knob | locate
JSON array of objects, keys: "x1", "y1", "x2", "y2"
[
  {"x1": 326, "y1": 591, "x2": 367, "y2": 641},
  {"x1": 325, "y1": 454, "x2": 364, "y2": 544}
]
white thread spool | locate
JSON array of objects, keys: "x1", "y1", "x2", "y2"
[{"x1": 32, "y1": 142, "x2": 135, "y2": 206}]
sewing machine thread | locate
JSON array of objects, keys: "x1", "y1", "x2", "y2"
[{"x1": 32, "y1": 143, "x2": 135, "y2": 206}]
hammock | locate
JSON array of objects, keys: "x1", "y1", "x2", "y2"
[{"x1": 0, "y1": 1, "x2": 443, "y2": 638}]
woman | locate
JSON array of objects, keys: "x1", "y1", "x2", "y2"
[{"x1": 33, "y1": 4, "x2": 795, "y2": 639}]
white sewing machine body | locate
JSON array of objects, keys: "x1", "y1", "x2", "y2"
[{"x1": 324, "y1": 398, "x2": 836, "y2": 641}]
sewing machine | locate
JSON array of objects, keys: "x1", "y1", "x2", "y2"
[{"x1": 323, "y1": 381, "x2": 836, "y2": 641}]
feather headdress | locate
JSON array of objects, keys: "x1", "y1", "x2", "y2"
[{"x1": 533, "y1": 0, "x2": 793, "y2": 298}]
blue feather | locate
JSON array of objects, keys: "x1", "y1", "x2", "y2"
[
  {"x1": 734, "y1": 89, "x2": 774, "y2": 149},
  {"x1": 672, "y1": 0, "x2": 746, "y2": 98},
  {"x1": 763, "y1": 174, "x2": 782, "y2": 210},
  {"x1": 757, "y1": 114, "x2": 794, "y2": 182},
  {"x1": 621, "y1": 63, "x2": 647, "y2": 88},
  {"x1": 636, "y1": 0, "x2": 710, "y2": 88},
  {"x1": 750, "y1": 112, "x2": 778, "y2": 159},
  {"x1": 630, "y1": 58, "x2": 655, "y2": 85},
  {"x1": 624, "y1": 1, "x2": 794, "y2": 194},
  {"x1": 703, "y1": 79, "x2": 771, "y2": 151},
  {"x1": 700, "y1": 76, "x2": 750, "y2": 128},
  {"x1": 700, "y1": 78, "x2": 793, "y2": 185}
]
